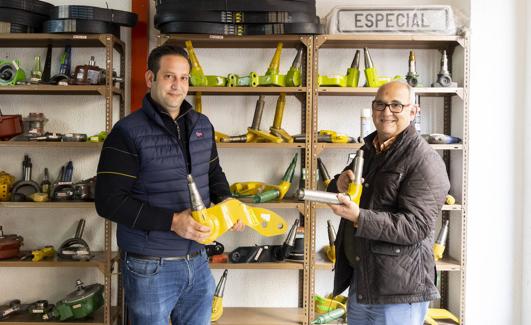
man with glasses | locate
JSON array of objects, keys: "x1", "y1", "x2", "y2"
[
  {"x1": 326, "y1": 81, "x2": 450, "y2": 324},
  {"x1": 95, "y1": 45, "x2": 243, "y2": 325}
]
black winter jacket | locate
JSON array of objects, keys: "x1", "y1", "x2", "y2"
[{"x1": 329, "y1": 124, "x2": 450, "y2": 304}]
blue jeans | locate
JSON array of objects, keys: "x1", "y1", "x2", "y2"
[
  {"x1": 347, "y1": 274, "x2": 429, "y2": 325},
  {"x1": 122, "y1": 249, "x2": 215, "y2": 325}
]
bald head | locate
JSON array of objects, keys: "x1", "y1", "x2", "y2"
[{"x1": 372, "y1": 80, "x2": 418, "y2": 142}]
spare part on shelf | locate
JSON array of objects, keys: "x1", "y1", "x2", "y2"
[
  {"x1": 432, "y1": 50, "x2": 457, "y2": 87},
  {"x1": 0, "y1": 171, "x2": 16, "y2": 201},
  {"x1": 0, "y1": 109, "x2": 23, "y2": 140},
  {"x1": 433, "y1": 219, "x2": 449, "y2": 261},
  {"x1": 312, "y1": 306, "x2": 345, "y2": 324},
  {"x1": 285, "y1": 223, "x2": 304, "y2": 262},
  {"x1": 0, "y1": 59, "x2": 26, "y2": 86},
  {"x1": 205, "y1": 241, "x2": 225, "y2": 257},
  {"x1": 10, "y1": 112, "x2": 49, "y2": 141},
  {"x1": 72, "y1": 56, "x2": 103, "y2": 85},
  {"x1": 158, "y1": 21, "x2": 321, "y2": 35},
  {"x1": 58, "y1": 219, "x2": 93, "y2": 261},
  {"x1": 43, "y1": 280, "x2": 104, "y2": 321},
  {"x1": 422, "y1": 133, "x2": 462, "y2": 144},
  {"x1": 73, "y1": 176, "x2": 96, "y2": 201},
  {"x1": 155, "y1": 11, "x2": 317, "y2": 26},
  {"x1": 62, "y1": 133, "x2": 88, "y2": 142},
  {"x1": 19, "y1": 245, "x2": 55, "y2": 262},
  {"x1": 28, "y1": 300, "x2": 53, "y2": 316},
  {"x1": 0, "y1": 7, "x2": 48, "y2": 31},
  {"x1": 155, "y1": 0, "x2": 317, "y2": 14},
  {"x1": 211, "y1": 269, "x2": 228, "y2": 322},
  {"x1": 297, "y1": 149, "x2": 364, "y2": 205},
  {"x1": 220, "y1": 95, "x2": 282, "y2": 143},
  {"x1": 0, "y1": 21, "x2": 36, "y2": 33},
  {"x1": 11, "y1": 155, "x2": 40, "y2": 202},
  {"x1": 0, "y1": 226, "x2": 24, "y2": 260},
  {"x1": 194, "y1": 93, "x2": 229, "y2": 142},
  {"x1": 0, "y1": 0, "x2": 54, "y2": 17},
  {"x1": 323, "y1": 6, "x2": 457, "y2": 35},
  {"x1": 317, "y1": 130, "x2": 356, "y2": 143},
  {"x1": 43, "y1": 19, "x2": 120, "y2": 37},
  {"x1": 230, "y1": 153, "x2": 298, "y2": 203},
  {"x1": 318, "y1": 49, "x2": 360, "y2": 87},
  {"x1": 324, "y1": 220, "x2": 336, "y2": 263},
  {"x1": 30, "y1": 55, "x2": 42, "y2": 84},
  {"x1": 425, "y1": 308, "x2": 460, "y2": 325},
  {"x1": 363, "y1": 48, "x2": 401, "y2": 88},
  {"x1": 268, "y1": 94, "x2": 293, "y2": 142},
  {"x1": 0, "y1": 299, "x2": 27, "y2": 320},
  {"x1": 446, "y1": 194, "x2": 456, "y2": 205},
  {"x1": 405, "y1": 50, "x2": 420, "y2": 87},
  {"x1": 88, "y1": 131, "x2": 108, "y2": 143},
  {"x1": 51, "y1": 160, "x2": 75, "y2": 201},
  {"x1": 49, "y1": 5, "x2": 138, "y2": 27},
  {"x1": 185, "y1": 40, "x2": 227, "y2": 87},
  {"x1": 317, "y1": 158, "x2": 332, "y2": 188},
  {"x1": 188, "y1": 174, "x2": 288, "y2": 244}
]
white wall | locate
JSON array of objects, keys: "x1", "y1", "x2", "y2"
[{"x1": 467, "y1": 0, "x2": 525, "y2": 324}]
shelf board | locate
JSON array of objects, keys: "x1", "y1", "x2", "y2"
[
  {"x1": 217, "y1": 143, "x2": 306, "y2": 149},
  {"x1": 210, "y1": 262, "x2": 303, "y2": 270},
  {"x1": 318, "y1": 87, "x2": 463, "y2": 98},
  {"x1": 189, "y1": 87, "x2": 307, "y2": 95},
  {"x1": 315, "y1": 34, "x2": 465, "y2": 49},
  {"x1": 160, "y1": 34, "x2": 309, "y2": 48},
  {"x1": 0, "y1": 202, "x2": 94, "y2": 208},
  {"x1": 0, "y1": 252, "x2": 115, "y2": 270},
  {"x1": 315, "y1": 203, "x2": 461, "y2": 211},
  {"x1": 315, "y1": 143, "x2": 463, "y2": 151},
  {"x1": 0, "y1": 142, "x2": 102, "y2": 149},
  {"x1": 214, "y1": 307, "x2": 304, "y2": 325},
  {"x1": 0, "y1": 306, "x2": 116, "y2": 325},
  {"x1": 247, "y1": 200, "x2": 303, "y2": 209},
  {"x1": 0, "y1": 33, "x2": 124, "y2": 53},
  {"x1": 0, "y1": 85, "x2": 122, "y2": 96},
  {"x1": 315, "y1": 258, "x2": 461, "y2": 272}
]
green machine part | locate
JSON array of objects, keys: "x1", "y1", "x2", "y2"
[
  {"x1": 185, "y1": 40, "x2": 226, "y2": 87},
  {"x1": 44, "y1": 280, "x2": 104, "y2": 321},
  {"x1": 253, "y1": 153, "x2": 298, "y2": 203},
  {"x1": 318, "y1": 49, "x2": 360, "y2": 87},
  {"x1": 227, "y1": 71, "x2": 259, "y2": 87},
  {"x1": 0, "y1": 60, "x2": 26, "y2": 86},
  {"x1": 285, "y1": 47, "x2": 303, "y2": 87}
]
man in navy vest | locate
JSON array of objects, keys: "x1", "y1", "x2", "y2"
[{"x1": 95, "y1": 45, "x2": 243, "y2": 325}]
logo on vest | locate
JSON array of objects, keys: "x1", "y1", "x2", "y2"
[{"x1": 195, "y1": 131, "x2": 204, "y2": 138}]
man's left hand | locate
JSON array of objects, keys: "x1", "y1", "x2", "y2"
[
  {"x1": 231, "y1": 220, "x2": 245, "y2": 232},
  {"x1": 329, "y1": 194, "x2": 360, "y2": 226}
]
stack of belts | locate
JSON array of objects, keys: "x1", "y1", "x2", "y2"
[
  {"x1": 154, "y1": 0, "x2": 322, "y2": 35},
  {"x1": 0, "y1": 0, "x2": 53, "y2": 33},
  {"x1": 0, "y1": 1, "x2": 137, "y2": 36}
]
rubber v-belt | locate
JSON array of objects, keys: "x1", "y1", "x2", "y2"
[
  {"x1": 156, "y1": 0, "x2": 316, "y2": 14},
  {"x1": 0, "y1": 22, "x2": 36, "y2": 33},
  {"x1": 44, "y1": 19, "x2": 120, "y2": 36},
  {"x1": 158, "y1": 21, "x2": 322, "y2": 35},
  {"x1": 0, "y1": 8, "x2": 48, "y2": 27},
  {"x1": 155, "y1": 11, "x2": 318, "y2": 26},
  {"x1": 50, "y1": 5, "x2": 137, "y2": 27},
  {"x1": 0, "y1": 0, "x2": 53, "y2": 15}
]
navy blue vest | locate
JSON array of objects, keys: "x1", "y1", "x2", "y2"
[{"x1": 115, "y1": 96, "x2": 212, "y2": 256}]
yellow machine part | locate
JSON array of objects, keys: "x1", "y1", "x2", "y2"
[
  {"x1": 211, "y1": 296, "x2": 223, "y2": 322},
  {"x1": 32, "y1": 246, "x2": 55, "y2": 262},
  {"x1": 325, "y1": 245, "x2": 336, "y2": 263},
  {"x1": 445, "y1": 194, "x2": 456, "y2": 205},
  {"x1": 318, "y1": 130, "x2": 351, "y2": 144},
  {"x1": 433, "y1": 243, "x2": 445, "y2": 261},
  {"x1": 347, "y1": 182, "x2": 363, "y2": 206},
  {"x1": 424, "y1": 308, "x2": 460, "y2": 325},
  {"x1": 0, "y1": 171, "x2": 15, "y2": 201},
  {"x1": 191, "y1": 198, "x2": 288, "y2": 244},
  {"x1": 247, "y1": 128, "x2": 283, "y2": 143},
  {"x1": 314, "y1": 294, "x2": 347, "y2": 315},
  {"x1": 230, "y1": 180, "x2": 291, "y2": 200}
]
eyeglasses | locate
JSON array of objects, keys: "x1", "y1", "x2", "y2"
[{"x1": 371, "y1": 100, "x2": 411, "y2": 113}]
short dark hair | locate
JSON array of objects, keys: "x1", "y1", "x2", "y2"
[{"x1": 147, "y1": 45, "x2": 192, "y2": 79}]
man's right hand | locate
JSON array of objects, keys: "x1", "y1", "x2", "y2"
[
  {"x1": 170, "y1": 209, "x2": 211, "y2": 243},
  {"x1": 336, "y1": 170, "x2": 355, "y2": 193}
]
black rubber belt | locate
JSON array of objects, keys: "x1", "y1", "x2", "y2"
[
  {"x1": 0, "y1": 22, "x2": 36, "y2": 33},
  {"x1": 43, "y1": 19, "x2": 120, "y2": 36},
  {"x1": 50, "y1": 5, "x2": 137, "y2": 27},
  {"x1": 155, "y1": 11, "x2": 318, "y2": 26},
  {"x1": 158, "y1": 21, "x2": 322, "y2": 35},
  {"x1": 156, "y1": 0, "x2": 316, "y2": 14},
  {"x1": 0, "y1": 0, "x2": 53, "y2": 15},
  {"x1": 0, "y1": 8, "x2": 48, "y2": 27}
]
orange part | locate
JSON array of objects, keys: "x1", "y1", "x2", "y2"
[{"x1": 131, "y1": 0, "x2": 149, "y2": 112}]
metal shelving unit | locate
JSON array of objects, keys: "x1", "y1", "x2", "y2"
[
  {"x1": 310, "y1": 33, "x2": 469, "y2": 323},
  {"x1": 0, "y1": 33, "x2": 125, "y2": 325}
]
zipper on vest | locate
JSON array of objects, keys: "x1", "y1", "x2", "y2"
[{"x1": 173, "y1": 120, "x2": 191, "y2": 174}]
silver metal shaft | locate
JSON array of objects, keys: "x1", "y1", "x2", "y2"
[
  {"x1": 187, "y1": 174, "x2": 206, "y2": 211},
  {"x1": 297, "y1": 189, "x2": 340, "y2": 205}
]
